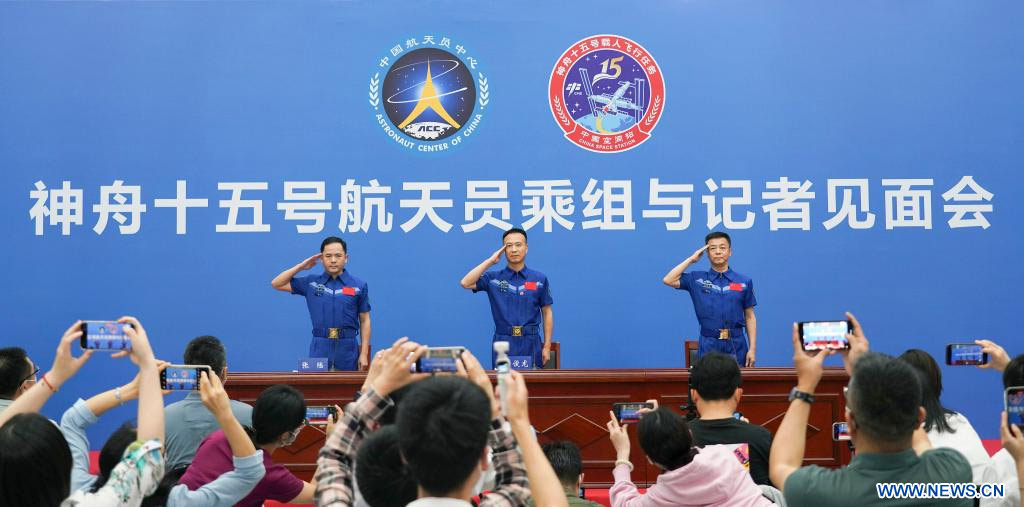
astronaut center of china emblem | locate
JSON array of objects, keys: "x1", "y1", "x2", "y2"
[{"x1": 369, "y1": 35, "x2": 489, "y2": 154}]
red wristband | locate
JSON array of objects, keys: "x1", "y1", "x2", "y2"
[{"x1": 41, "y1": 374, "x2": 58, "y2": 392}]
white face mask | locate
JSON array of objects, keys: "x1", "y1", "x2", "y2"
[
  {"x1": 472, "y1": 464, "x2": 487, "y2": 496},
  {"x1": 472, "y1": 446, "x2": 497, "y2": 495},
  {"x1": 281, "y1": 426, "x2": 301, "y2": 447}
]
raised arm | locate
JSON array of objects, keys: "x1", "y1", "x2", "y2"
[
  {"x1": 166, "y1": 370, "x2": 267, "y2": 507},
  {"x1": 769, "y1": 323, "x2": 831, "y2": 492},
  {"x1": 316, "y1": 338, "x2": 429, "y2": 506},
  {"x1": 460, "y1": 246, "x2": 506, "y2": 290},
  {"x1": 0, "y1": 321, "x2": 93, "y2": 427},
  {"x1": 661, "y1": 245, "x2": 708, "y2": 288},
  {"x1": 502, "y1": 370, "x2": 568, "y2": 507},
  {"x1": 63, "y1": 364, "x2": 166, "y2": 492},
  {"x1": 118, "y1": 316, "x2": 162, "y2": 444},
  {"x1": 271, "y1": 253, "x2": 321, "y2": 292}
]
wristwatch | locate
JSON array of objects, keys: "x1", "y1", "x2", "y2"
[{"x1": 788, "y1": 387, "x2": 815, "y2": 404}]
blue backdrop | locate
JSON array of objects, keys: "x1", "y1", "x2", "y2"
[{"x1": 1, "y1": 0, "x2": 1021, "y2": 443}]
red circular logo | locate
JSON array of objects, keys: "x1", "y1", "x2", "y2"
[{"x1": 549, "y1": 35, "x2": 666, "y2": 153}]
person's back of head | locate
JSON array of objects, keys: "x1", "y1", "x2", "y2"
[
  {"x1": 691, "y1": 352, "x2": 742, "y2": 403},
  {"x1": 848, "y1": 352, "x2": 923, "y2": 448},
  {"x1": 0, "y1": 413, "x2": 72, "y2": 506},
  {"x1": 542, "y1": 440, "x2": 584, "y2": 490},
  {"x1": 184, "y1": 336, "x2": 228, "y2": 380},
  {"x1": 396, "y1": 376, "x2": 491, "y2": 498},
  {"x1": 356, "y1": 425, "x2": 417, "y2": 507},
  {"x1": 0, "y1": 347, "x2": 31, "y2": 400},
  {"x1": 899, "y1": 349, "x2": 956, "y2": 433},
  {"x1": 638, "y1": 407, "x2": 697, "y2": 471},
  {"x1": 251, "y1": 384, "x2": 306, "y2": 446},
  {"x1": 1004, "y1": 354, "x2": 1024, "y2": 389},
  {"x1": 93, "y1": 422, "x2": 138, "y2": 492}
]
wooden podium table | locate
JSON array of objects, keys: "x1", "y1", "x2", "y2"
[{"x1": 225, "y1": 368, "x2": 851, "y2": 487}]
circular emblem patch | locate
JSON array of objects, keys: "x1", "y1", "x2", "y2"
[{"x1": 548, "y1": 35, "x2": 665, "y2": 153}]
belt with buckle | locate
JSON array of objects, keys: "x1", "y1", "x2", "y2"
[
  {"x1": 312, "y1": 327, "x2": 358, "y2": 339},
  {"x1": 496, "y1": 325, "x2": 539, "y2": 337},
  {"x1": 701, "y1": 326, "x2": 744, "y2": 340}
]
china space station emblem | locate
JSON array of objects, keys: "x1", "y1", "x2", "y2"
[{"x1": 548, "y1": 35, "x2": 665, "y2": 153}]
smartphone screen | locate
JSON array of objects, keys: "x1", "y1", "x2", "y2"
[
  {"x1": 833, "y1": 422, "x2": 851, "y2": 441},
  {"x1": 946, "y1": 343, "x2": 989, "y2": 366},
  {"x1": 306, "y1": 406, "x2": 335, "y2": 425},
  {"x1": 1006, "y1": 387, "x2": 1024, "y2": 426},
  {"x1": 160, "y1": 366, "x2": 203, "y2": 391},
  {"x1": 495, "y1": 361, "x2": 510, "y2": 374},
  {"x1": 80, "y1": 321, "x2": 132, "y2": 351},
  {"x1": 799, "y1": 321, "x2": 851, "y2": 351},
  {"x1": 414, "y1": 347, "x2": 464, "y2": 373},
  {"x1": 613, "y1": 402, "x2": 653, "y2": 423}
]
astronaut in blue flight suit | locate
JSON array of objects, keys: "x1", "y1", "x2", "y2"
[
  {"x1": 662, "y1": 231, "x2": 758, "y2": 367},
  {"x1": 460, "y1": 227, "x2": 554, "y2": 369},
  {"x1": 272, "y1": 236, "x2": 371, "y2": 371}
]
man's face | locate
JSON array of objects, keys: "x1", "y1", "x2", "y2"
[
  {"x1": 504, "y1": 233, "x2": 528, "y2": 264},
  {"x1": 706, "y1": 238, "x2": 731, "y2": 266},
  {"x1": 321, "y1": 243, "x2": 348, "y2": 276}
]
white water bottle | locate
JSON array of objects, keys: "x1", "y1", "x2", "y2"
[{"x1": 494, "y1": 341, "x2": 511, "y2": 417}]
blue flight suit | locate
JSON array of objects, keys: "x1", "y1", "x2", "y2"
[
  {"x1": 291, "y1": 270, "x2": 370, "y2": 371},
  {"x1": 474, "y1": 266, "x2": 553, "y2": 368},
  {"x1": 677, "y1": 268, "x2": 756, "y2": 365}
]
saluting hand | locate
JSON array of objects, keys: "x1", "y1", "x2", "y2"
[
  {"x1": 689, "y1": 244, "x2": 709, "y2": 263},
  {"x1": 300, "y1": 253, "x2": 321, "y2": 271},
  {"x1": 489, "y1": 245, "x2": 507, "y2": 266}
]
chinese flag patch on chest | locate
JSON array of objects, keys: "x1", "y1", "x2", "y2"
[
  {"x1": 729, "y1": 283, "x2": 743, "y2": 291},
  {"x1": 524, "y1": 281, "x2": 538, "y2": 291},
  {"x1": 341, "y1": 287, "x2": 356, "y2": 296}
]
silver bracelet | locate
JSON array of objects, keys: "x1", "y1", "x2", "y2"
[
  {"x1": 114, "y1": 386, "x2": 124, "y2": 404},
  {"x1": 615, "y1": 459, "x2": 634, "y2": 471}
]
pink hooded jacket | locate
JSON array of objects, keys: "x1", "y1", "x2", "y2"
[{"x1": 610, "y1": 445, "x2": 773, "y2": 507}]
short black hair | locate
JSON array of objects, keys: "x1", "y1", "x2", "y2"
[
  {"x1": 250, "y1": 385, "x2": 306, "y2": 445},
  {"x1": 321, "y1": 236, "x2": 348, "y2": 253},
  {"x1": 1005, "y1": 354, "x2": 1024, "y2": 389},
  {"x1": 502, "y1": 227, "x2": 528, "y2": 244},
  {"x1": 396, "y1": 376, "x2": 491, "y2": 496},
  {"x1": 848, "y1": 352, "x2": 922, "y2": 443},
  {"x1": 637, "y1": 407, "x2": 696, "y2": 471},
  {"x1": 704, "y1": 231, "x2": 731, "y2": 246},
  {"x1": 92, "y1": 422, "x2": 137, "y2": 492},
  {"x1": 184, "y1": 336, "x2": 227, "y2": 380},
  {"x1": 899, "y1": 349, "x2": 956, "y2": 433},
  {"x1": 0, "y1": 347, "x2": 31, "y2": 398},
  {"x1": 0, "y1": 413, "x2": 73, "y2": 506},
  {"x1": 691, "y1": 352, "x2": 742, "y2": 401},
  {"x1": 542, "y1": 441, "x2": 584, "y2": 487},
  {"x1": 356, "y1": 426, "x2": 417, "y2": 507},
  {"x1": 140, "y1": 465, "x2": 189, "y2": 507}
]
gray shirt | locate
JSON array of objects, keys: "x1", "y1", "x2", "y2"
[
  {"x1": 164, "y1": 391, "x2": 252, "y2": 469},
  {"x1": 784, "y1": 447, "x2": 972, "y2": 507},
  {"x1": 0, "y1": 398, "x2": 12, "y2": 415}
]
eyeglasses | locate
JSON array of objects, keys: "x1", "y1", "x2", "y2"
[{"x1": 22, "y1": 367, "x2": 39, "y2": 384}]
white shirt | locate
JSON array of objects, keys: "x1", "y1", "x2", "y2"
[
  {"x1": 981, "y1": 449, "x2": 1020, "y2": 507},
  {"x1": 926, "y1": 412, "x2": 995, "y2": 484}
]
